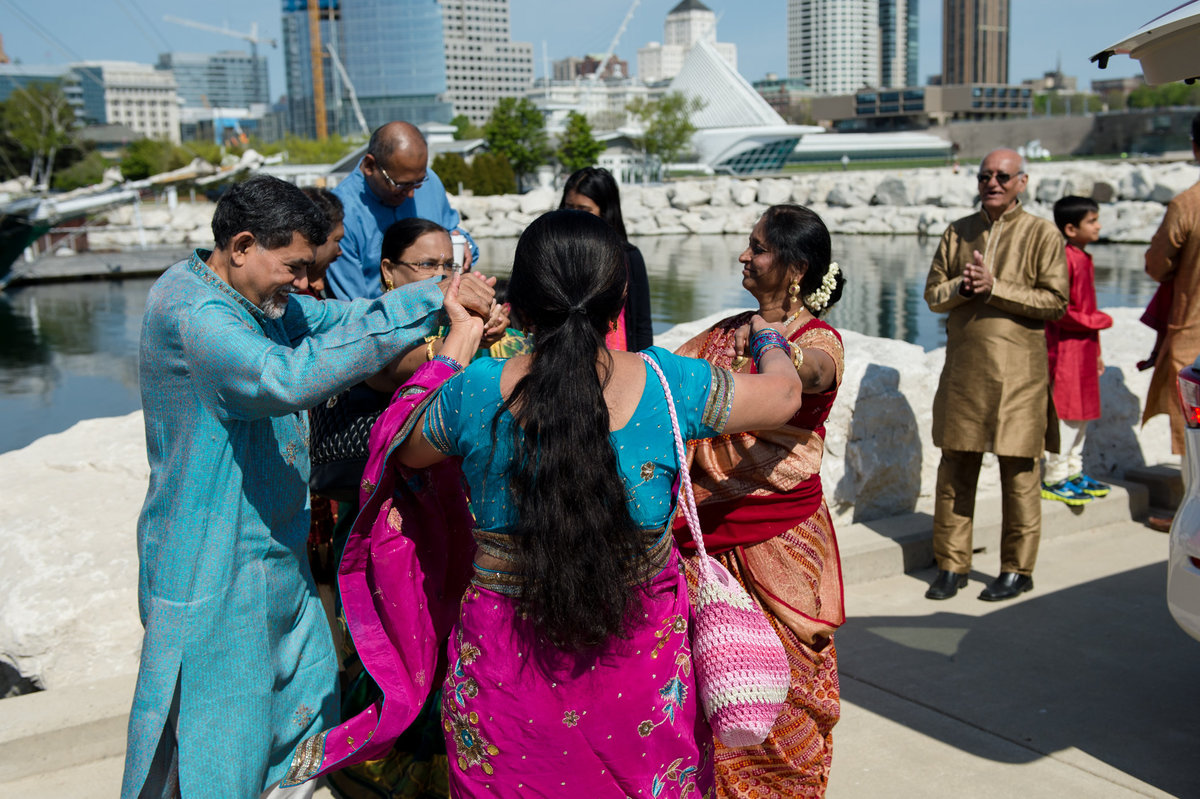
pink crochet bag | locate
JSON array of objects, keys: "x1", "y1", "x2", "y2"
[{"x1": 642, "y1": 353, "x2": 790, "y2": 747}]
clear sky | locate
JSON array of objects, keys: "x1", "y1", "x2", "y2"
[{"x1": 1, "y1": 0, "x2": 1150, "y2": 104}]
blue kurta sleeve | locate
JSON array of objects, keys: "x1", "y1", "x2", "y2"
[
  {"x1": 181, "y1": 281, "x2": 443, "y2": 420},
  {"x1": 642, "y1": 347, "x2": 734, "y2": 440}
]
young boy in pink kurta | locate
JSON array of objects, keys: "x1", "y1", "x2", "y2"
[{"x1": 1042, "y1": 196, "x2": 1114, "y2": 504}]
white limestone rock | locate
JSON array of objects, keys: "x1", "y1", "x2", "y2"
[
  {"x1": 1118, "y1": 168, "x2": 1154, "y2": 201},
  {"x1": 1101, "y1": 201, "x2": 1164, "y2": 244},
  {"x1": 0, "y1": 413, "x2": 147, "y2": 693},
  {"x1": 827, "y1": 181, "x2": 869, "y2": 208},
  {"x1": 679, "y1": 212, "x2": 725, "y2": 235},
  {"x1": 519, "y1": 187, "x2": 558, "y2": 216},
  {"x1": 756, "y1": 178, "x2": 793, "y2": 207},
  {"x1": 670, "y1": 182, "x2": 712, "y2": 210},
  {"x1": 832, "y1": 331, "x2": 928, "y2": 521},
  {"x1": 707, "y1": 180, "x2": 733, "y2": 208},
  {"x1": 871, "y1": 176, "x2": 911, "y2": 206},
  {"x1": 486, "y1": 195, "x2": 521, "y2": 215},
  {"x1": 731, "y1": 180, "x2": 759, "y2": 207},
  {"x1": 641, "y1": 186, "x2": 671, "y2": 210},
  {"x1": 1148, "y1": 165, "x2": 1196, "y2": 204}
]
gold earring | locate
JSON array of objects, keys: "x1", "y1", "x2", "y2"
[
  {"x1": 788, "y1": 281, "x2": 801, "y2": 298},
  {"x1": 383, "y1": 275, "x2": 394, "y2": 292}
]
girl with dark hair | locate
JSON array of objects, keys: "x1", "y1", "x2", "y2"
[
  {"x1": 673, "y1": 204, "x2": 848, "y2": 797},
  {"x1": 289, "y1": 209, "x2": 810, "y2": 796},
  {"x1": 560, "y1": 166, "x2": 654, "y2": 351}
]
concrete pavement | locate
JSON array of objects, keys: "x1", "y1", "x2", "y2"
[
  {"x1": 830, "y1": 517, "x2": 1197, "y2": 799},
  {"x1": 3, "y1": 485, "x2": 1195, "y2": 797}
]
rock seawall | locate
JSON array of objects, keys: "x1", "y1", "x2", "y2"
[
  {"x1": 88, "y1": 161, "x2": 1195, "y2": 251},
  {"x1": 0, "y1": 310, "x2": 1175, "y2": 694}
]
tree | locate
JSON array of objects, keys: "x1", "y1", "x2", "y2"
[
  {"x1": 555, "y1": 111, "x2": 604, "y2": 175},
  {"x1": 432, "y1": 152, "x2": 472, "y2": 195},
  {"x1": 120, "y1": 139, "x2": 192, "y2": 181},
  {"x1": 627, "y1": 92, "x2": 704, "y2": 177},
  {"x1": 451, "y1": 114, "x2": 483, "y2": 141},
  {"x1": 1, "y1": 82, "x2": 76, "y2": 189},
  {"x1": 52, "y1": 150, "x2": 110, "y2": 191},
  {"x1": 469, "y1": 152, "x2": 517, "y2": 196},
  {"x1": 483, "y1": 97, "x2": 550, "y2": 191}
]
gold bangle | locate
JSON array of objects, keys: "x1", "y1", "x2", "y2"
[
  {"x1": 789, "y1": 342, "x2": 805, "y2": 373},
  {"x1": 425, "y1": 336, "x2": 438, "y2": 362}
]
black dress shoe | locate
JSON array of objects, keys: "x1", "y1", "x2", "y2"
[
  {"x1": 925, "y1": 570, "x2": 968, "y2": 600},
  {"x1": 978, "y1": 572, "x2": 1033, "y2": 602}
]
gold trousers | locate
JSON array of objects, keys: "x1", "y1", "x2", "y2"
[{"x1": 932, "y1": 449, "x2": 1040, "y2": 576}]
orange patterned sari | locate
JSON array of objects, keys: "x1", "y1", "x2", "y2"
[{"x1": 675, "y1": 312, "x2": 845, "y2": 798}]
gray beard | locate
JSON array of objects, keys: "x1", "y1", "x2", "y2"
[{"x1": 261, "y1": 287, "x2": 293, "y2": 319}]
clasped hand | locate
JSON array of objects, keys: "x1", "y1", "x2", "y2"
[
  {"x1": 725, "y1": 315, "x2": 784, "y2": 361},
  {"x1": 440, "y1": 271, "x2": 507, "y2": 342},
  {"x1": 959, "y1": 249, "x2": 994, "y2": 296}
]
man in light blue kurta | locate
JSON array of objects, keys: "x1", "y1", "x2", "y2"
[
  {"x1": 122, "y1": 175, "x2": 493, "y2": 798},
  {"x1": 327, "y1": 121, "x2": 479, "y2": 300}
]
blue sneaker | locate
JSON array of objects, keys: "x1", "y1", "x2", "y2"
[
  {"x1": 1041, "y1": 480, "x2": 1092, "y2": 505},
  {"x1": 1069, "y1": 473, "x2": 1111, "y2": 498}
]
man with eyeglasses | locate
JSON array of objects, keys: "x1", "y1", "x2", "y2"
[
  {"x1": 328, "y1": 121, "x2": 479, "y2": 300},
  {"x1": 923, "y1": 148, "x2": 1069, "y2": 603}
]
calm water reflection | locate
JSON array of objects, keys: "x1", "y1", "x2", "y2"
[{"x1": 0, "y1": 236, "x2": 1155, "y2": 453}]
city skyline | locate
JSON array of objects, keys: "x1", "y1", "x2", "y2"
[{"x1": 2, "y1": 0, "x2": 1149, "y2": 110}]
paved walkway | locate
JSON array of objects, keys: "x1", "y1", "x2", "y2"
[{"x1": 3, "y1": 512, "x2": 1193, "y2": 797}]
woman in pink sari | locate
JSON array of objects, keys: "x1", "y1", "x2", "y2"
[
  {"x1": 282, "y1": 209, "x2": 818, "y2": 797},
  {"x1": 674, "y1": 204, "x2": 847, "y2": 798}
]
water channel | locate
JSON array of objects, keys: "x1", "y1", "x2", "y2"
[{"x1": 0, "y1": 235, "x2": 1154, "y2": 454}]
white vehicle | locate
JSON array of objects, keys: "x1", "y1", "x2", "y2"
[{"x1": 1170, "y1": 364, "x2": 1200, "y2": 641}]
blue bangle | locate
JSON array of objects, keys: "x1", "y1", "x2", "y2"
[
  {"x1": 432, "y1": 354, "x2": 463, "y2": 372},
  {"x1": 752, "y1": 342, "x2": 787, "y2": 368},
  {"x1": 749, "y1": 328, "x2": 788, "y2": 362}
]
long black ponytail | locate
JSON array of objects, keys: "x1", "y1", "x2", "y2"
[{"x1": 497, "y1": 210, "x2": 645, "y2": 651}]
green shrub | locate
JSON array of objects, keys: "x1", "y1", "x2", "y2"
[{"x1": 432, "y1": 152, "x2": 471, "y2": 195}]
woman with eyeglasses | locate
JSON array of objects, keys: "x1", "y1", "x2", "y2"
[
  {"x1": 320, "y1": 217, "x2": 526, "y2": 799},
  {"x1": 367, "y1": 218, "x2": 526, "y2": 395}
]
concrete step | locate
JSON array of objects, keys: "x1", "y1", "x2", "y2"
[
  {"x1": 838, "y1": 478, "x2": 1149, "y2": 585},
  {"x1": 1123, "y1": 463, "x2": 1183, "y2": 512},
  {"x1": 0, "y1": 674, "x2": 135, "y2": 784}
]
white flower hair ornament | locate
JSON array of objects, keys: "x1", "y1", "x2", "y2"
[{"x1": 804, "y1": 261, "x2": 840, "y2": 313}]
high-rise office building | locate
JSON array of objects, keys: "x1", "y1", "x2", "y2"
[
  {"x1": 787, "y1": 0, "x2": 880, "y2": 95},
  {"x1": 942, "y1": 0, "x2": 1009, "y2": 84},
  {"x1": 157, "y1": 51, "x2": 269, "y2": 110},
  {"x1": 440, "y1": 0, "x2": 534, "y2": 127},
  {"x1": 879, "y1": 0, "x2": 918, "y2": 89},
  {"x1": 282, "y1": 0, "x2": 452, "y2": 139},
  {"x1": 72, "y1": 61, "x2": 181, "y2": 143},
  {"x1": 638, "y1": 0, "x2": 737, "y2": 85}
]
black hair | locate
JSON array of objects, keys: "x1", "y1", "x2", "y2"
[
  {"x1": 497, "y1": 209, "x2": 641, "y2": 652},
  {"x1": 211, "y1": 174, "x2": 328, "y2": 250},
  {"x1": 1192, "y1": 112, "x2": 1200, "y2": 144},
  {"x1": 1053, "y1": 195, "x2": 1099, "y2": 234},
  {"x1": 302, "y1": 186, "x2": 344, "y2": 227},
  {"x1": 380, "y1": 217, "x2": 450, "y2": 262},
  {"x1": 560, "y1": 166, "x2": 628, "y2": 242},
  {"x1": 760, "y1": 204, "x2": 844, "y2": 317}
]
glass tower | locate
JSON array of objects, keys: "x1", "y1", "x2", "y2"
[{"x1": 282, "y1": 0, "x2": 452, "y2": 139}]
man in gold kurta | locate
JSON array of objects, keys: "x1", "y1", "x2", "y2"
[
  {"x1": 1143, "y1": 114, "x2": 1200, "y2": 458},
  {"x1": 924, "y1": 149, "x2": 1069, "y2": 602}
]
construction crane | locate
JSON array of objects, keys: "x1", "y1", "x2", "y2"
[
  {"x1": 163, "y1": 16, "x2": 277, "y2": 106},
  {"x1": 589, "y1": 0, "x2": 640, "y2": 84},
  {"x1": 325, "y1": 44, "x2": 368, "y2": 138}
]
